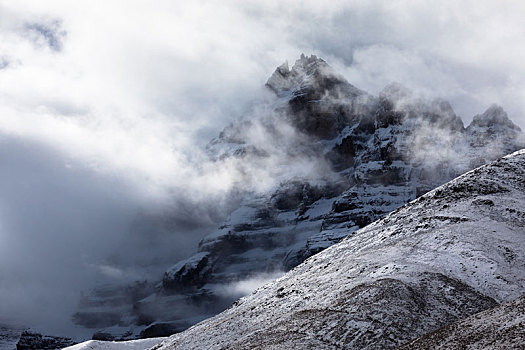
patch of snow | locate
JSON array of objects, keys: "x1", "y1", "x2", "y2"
[{"x1": 63, "y1": 337, "x2": 165, "y2": 350}]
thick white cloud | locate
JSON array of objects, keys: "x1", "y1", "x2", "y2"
[
  {"x1": 1, "y1": 0, "x2": 525, "y2": 335},
  {"x1": 1, "y1": 0, "x2": 524, "y2": 193}
]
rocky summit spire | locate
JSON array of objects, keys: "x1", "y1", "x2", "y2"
[
  {"x1": 265, "y1": 54, "x2": 363, "y2": 99},
  {"x1": 265, "y1": 54, "x2": 367, "y2": 139},
  {"x1": 465, "y1": 104, "x2": 523, "y2": 154},
  {"x1": 469, "y1": 104, "x2": 521, "y2": 131},
  {"x1": 265, "y1": 54, "x2": 329, "y2": 95}
]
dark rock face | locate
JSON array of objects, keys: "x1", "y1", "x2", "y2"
[
  {"x1": 139, "y1": 322, "x2": 189, "y2": 339},
  {"x1": 91, "y1": 331, "x2": 121, "y2": 341},
  {"x1": 74, "y1": 55, "x2": 524, "y2": 339},
  {"x1": 267, "y1": 54, "x2": 368, "y2": 139},
  {"x1": 16, "y1": 331, "x2": 76, "y2": 350},
  {"x1": 162, "y1": 252, "x2": 211, "y2": 292}
]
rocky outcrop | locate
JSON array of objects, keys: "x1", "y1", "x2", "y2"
[
  {"x1": 162, "y1": 252, "x2": 211, "y2": 292},
  {"x1": 16, "y1": 331, "x2": 76, "y2": 350},
  {"x1": 267, "y1": 54, "x2": 368, "y2": 139},
  {"x1": 466, "y1": 104, "x2": 522, "y2": 156}
]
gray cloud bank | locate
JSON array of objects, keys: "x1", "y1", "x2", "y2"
[{"x1": 1, "y1": 0, "x2": 525, "y2": 336}]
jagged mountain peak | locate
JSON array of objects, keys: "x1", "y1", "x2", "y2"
[
  {"x1": 423, "y1": 98, "x2": 464, "y2": 131},
  {"x1": 265, "y1": 55, "x2": 368, "y2": 139},
  {"x1": 290, "y1": 53, "x2": 327, "y2": 75},
  {"x1": 266, "y1": 53, "x2": 328, "y2": 94},
  {"x1": 379, "y1": 82, "x2": 413, "y2": 102},
  {"x1": 469, "y1": 104, "x2": 521, "y2": 132},
  {"x1": 266, "y1": 54, "x2": 364, "y2": 100},
  {"x1": 466, "y1": 104, "x2": 523, "y2": 154},
  {"x1": 378, "y1": 83, "x2": 464, "y2": 132}
]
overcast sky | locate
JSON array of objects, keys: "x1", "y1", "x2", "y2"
[{"x1": 1, "y1": 0, "x2": 525, "y2": 335}]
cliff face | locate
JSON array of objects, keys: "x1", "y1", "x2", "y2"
[
  {"x1": 156, "y1": 149, "x2": 525, "y2": 349},
  {"x1": 73, "y1": 55, "x2": 524, "y2": 338}
]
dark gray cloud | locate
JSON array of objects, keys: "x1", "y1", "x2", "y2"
[
  {"x1": 0, "y1": 135, "x2": 222, "y2": 336},
  {"x1": 0, "y1": 136, "x2": 136, "y2": 332}
]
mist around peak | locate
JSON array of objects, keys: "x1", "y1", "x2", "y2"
[{"x1": 1, "y1": 0, "x2": 525, "y2": 342}]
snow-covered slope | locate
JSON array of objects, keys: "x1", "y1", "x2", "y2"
[
  {"x1": 73, "y1": 55, "x2": 524, "y2": 339},
  {"x1": 63, "y1": 337, "x2": 164, "y2": 350},
  {"x1": 398, "y1": 294, "x2": 525, "y2": 349},
  {"x1": 153, "y1": 149, "x2": 525, "y2": 349}
]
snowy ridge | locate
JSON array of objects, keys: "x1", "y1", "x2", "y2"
[{"x1": 154, "y1": 149, "x2": 525, "y2": 349}]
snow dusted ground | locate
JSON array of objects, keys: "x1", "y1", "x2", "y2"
[
  {"x1": 152, "y1": 149, "x2": 525, "y2": 349},
  {"x1": 399, "y1": 294, "x2": 525, "y2": 349},
  {"x1": 63, "y1": 337, "x2": 165, "y2": 350}
]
